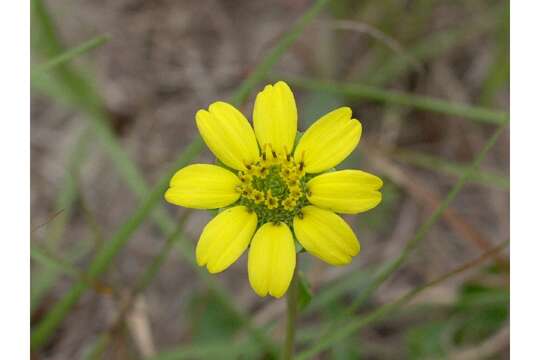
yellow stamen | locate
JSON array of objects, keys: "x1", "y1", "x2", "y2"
[
  {"x1": 288, "y1": 187, "x2": 302, "y2": 200},
  {"x1": 286, "y1": 177, "x2": 299, "y2": 188},
  {"x1": 255, "y1": 164, "x2": 269, "y2": 178},
  {"x1": 260, "y1": 144, "x2": 276, "y2": 167},
  {"x1": 265, "y1": 191, "x2": 279, "y2": 209},
  {"x1": 282, "y1": 196, "x2": 297, "y2": 211},
  {"x1": 281, "y1": 166, "x2": 293, "y2": 178},
  {"x1": 250, "y1": 189, "x2": 265, "y2": 204},
  {"x1": 238, "y1": 172, "x2": 253, "y2": 184},
  {"x1": 241, "y1": 183, "x2": 254, "y2": 197}
]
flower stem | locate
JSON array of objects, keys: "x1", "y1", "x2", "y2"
[{"x1": 282, "y1": 266, "x2": 298, "y2": 360}]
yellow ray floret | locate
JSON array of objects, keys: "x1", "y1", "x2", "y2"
[
  {"x1": 248, "y1": 222, "x2": 296, "y2": 298},
  {"x1": 165, "y1": 164, "x2": 241, "y2": 209},
  {"x1": 196, "y1": 206, "x2": 257, "y2": 274},
  {"x1": 253, "y1": 81, "x2": 297, "y2": 156},
  {"x1": 307, "y1": 170, "x2": 383, "y2": 214},
  {"x1": 196, "y1": 101, "x2": 260, "y2": 171},
  {"x1": 293, "y1": 206, "x2": 360, "y2": 265},
  {"x1": 294, "y1": 107, "x2": 362, "y2": 174}
]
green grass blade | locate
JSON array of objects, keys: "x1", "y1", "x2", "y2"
[
  {"x1": 304, "y1": 267, "x2": 374, "y2": 314},
  {"x1": 298, "y1": 122, "x2": 508, "y2": 358},
  {"x1": 32, "y1": 35, "x2": 109, "y2": 75},
  {"x1": 297, "y1": 240, "x2": 509, "y2": 359},
  {"x1": 147, "y1": 340, "x2": 260, "y2": 360},
  {"x1": 31, "y1": 244, "x2": 112, "y2": 294},
  {"x1": 391, "y1": 149, "x2": 509, "y2": 189},
  {"x1": 133, "y1": 217, "x2": 190, "y2": 294},
  {"x1": 31, "y1": 0, "x2": 64, "y2": 57},
  {"x1": 81, "y1": 333, "x2": 110, "y2": 360},
  {"x1": 281, "y1": 76, "x2": 508, "y2": 124},
  {"x1": 31, "y1": 0, "x2": 102, "y2": 111},
  {"x1": 479, "y1": 3, "x2": 509, "y2": 107},
  {"x1": 31, "y1": 245, "x2": 82, "y2": 279}
]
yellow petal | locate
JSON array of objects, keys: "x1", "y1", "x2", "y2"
[
  {"x1": 164, "y1": 164, "x2": 240, "y2": 209},
  {"x1": 196, "y1": 101, "x2": 260, "y2": 171},
  {"x1": 248, "y1": 222, "x2": 296, "y2": 298},
  {"x1": 293, "y1": 206, "x2": 360, "y2": 265},
  {"x1": 253, "y1": 81, "x2": 297, "y2": 155},
  {"x1": 196, "y1": 206, "x2": 257, "y2": 273},
  {"x1": 294, "y1": 107, "x2": 362, "y2": 173},
  {"x1": 307, "y1": 170, "x2": 383, "y2": 214}
]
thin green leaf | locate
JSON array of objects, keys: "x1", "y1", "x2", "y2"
[
  {"x1": 391, "y1": 149, "x2": 509, "y2": 189},
  {"x1": 31, "y1": 245, "x2": 81, "y2": 279},
  {"x1": 280, "y1": 76, "x2": 508, "y2": 124},
  {"x1": 31, "y1": 244, "x2": 113, "y2": 295},
  {"x1": 32, "y1": 35, "x2": 109, "y2": 75},
  {"x1": 479, "y1": 3, "x2": 509, "y2": 107},
  {"x1": 297, "y1": 272, "x2": 313, "y2": 311},
  {"x1": 147, "y1": 340, "x2": 260, "y2": 360},
  {"x1": 304, "y1": 267, "x2": 373, "y2": 314},
  {"x1": 81, "y1": 333, "x2": 110, "y2": 360}
]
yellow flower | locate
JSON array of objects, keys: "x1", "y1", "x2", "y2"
[{"x1": 165, "y1": 81, "x2": 383, "y2": 298}]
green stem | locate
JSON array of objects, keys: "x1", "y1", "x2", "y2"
[{"x1": 283, "y1": 266, "x2": 298, "y2": 360}]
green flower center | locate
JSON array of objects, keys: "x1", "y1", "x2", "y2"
[{"x1": 236, "y1": 150, "x2": 310, "y2": 227}]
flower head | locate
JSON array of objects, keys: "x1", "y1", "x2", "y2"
[{"x1": 165, "y1": 81, "x2": 383, "y2": 298}]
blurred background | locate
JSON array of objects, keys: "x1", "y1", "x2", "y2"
[{"x1": 31, "y1": 0, "x2": 509, "y2": 359}]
